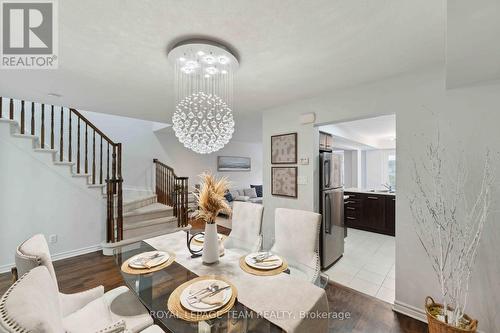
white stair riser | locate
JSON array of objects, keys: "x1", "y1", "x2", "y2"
[
  {"x1": 123, "y1": 209, "x2": 174, "y2": 224},
  {"x1": 123, "y1": 220, "x2": 177, "y2": 239},
  {"x1": 123, "y1": 196, "x2": 158, "y2": 213}
]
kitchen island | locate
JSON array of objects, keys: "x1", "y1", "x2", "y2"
[{"x1": 344, "y1": 188, "x2": 396, "y2": 236}]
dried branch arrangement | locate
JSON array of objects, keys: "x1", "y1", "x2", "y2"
[
  {"x1": 193, "y1": 173, "x2": 231, "y2": 224},
  {"x1": 409, "y1": 130, "x2": 494, "y2": 328}
]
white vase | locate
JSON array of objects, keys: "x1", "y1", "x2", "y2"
[{"x1": 202, "y1": 222, "x2": 219, "y2": 264}]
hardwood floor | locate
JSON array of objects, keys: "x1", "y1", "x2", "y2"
[{"x1": 0, "y1": 225, "x2": 427, "y2": 333}]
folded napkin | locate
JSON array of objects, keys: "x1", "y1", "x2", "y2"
[{"x1": 129, "y1": 252, "x2": 166, "y2": 268}]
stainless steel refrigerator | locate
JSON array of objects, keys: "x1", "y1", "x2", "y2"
[{"x1": 319, "y1": 151, "x2": 345, "y2": 269}]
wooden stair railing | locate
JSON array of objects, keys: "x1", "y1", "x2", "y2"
[
  {"x1": 0, "y1": 97, "x2": 124, "y2": 243},
  {"x1": 153, "y1": 159, "x2": 189, "y2": 227}
]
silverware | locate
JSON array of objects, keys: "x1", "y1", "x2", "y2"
[
  {"x1": 253, "y1": 258, "x2": 280, "y2": 263},
  {"x1": 187, "y1": 283, "x2": 217, "y2": 300},
  {"x1": 252, "y1": 252, "x2": 271, "y2": 261},
  {"x1": 189, "y1": 285, "x2": 231, "y2": 304}
]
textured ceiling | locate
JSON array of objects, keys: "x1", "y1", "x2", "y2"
[{"x1": 0, "y1": 0, "x2": 444, "y2": 141}]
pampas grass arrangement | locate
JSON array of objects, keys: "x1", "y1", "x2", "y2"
[{"x1": 193, "y1": 173, "x2": 231, "y2": 224}]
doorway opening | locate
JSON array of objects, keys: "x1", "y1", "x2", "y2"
[{"x1": 318, "y1": 114, "x2": 396, "y2": 304}]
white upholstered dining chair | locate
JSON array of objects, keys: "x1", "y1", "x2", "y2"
[
  {"x1": 13, "y1": 234, "x2": 153, "y2": 333},
  {"x1": 223, "y1": 201, "x2": 264, "y2": 255},
  {"x1": 270, "y1": 208, "x2": 321, "y2": 284},
  {"x1": 0, "y1": 266, "x2": 163, "y2": 333}
]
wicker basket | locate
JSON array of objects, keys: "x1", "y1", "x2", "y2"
[{"x1": 425, "y1": 296, "x2": 478, "y2": 333}]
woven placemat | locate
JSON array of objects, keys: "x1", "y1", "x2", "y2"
[
  {"x1": 239, "y1": 256, "x2": 288, "y2": 276},
  {"x1": 167, "y1": 275, "x2": 238, "y2": 322},
  {"x1": 192, "y1": 234, "x2": 227, "y2": 246},
  {"x1": 121, "y1": 251, "x2": 176, "y2": 275}
]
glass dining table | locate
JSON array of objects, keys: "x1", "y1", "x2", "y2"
[{"x1": 114, "y1": 238, "x2": 285, "y2": 333}]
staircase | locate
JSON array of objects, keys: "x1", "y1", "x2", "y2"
[
  {"x1": 122, "y1": 195, "x2": 177, "y2": 239},
  {"x1": 0, "y1": 96, "x2": 189, "y2": 250}
]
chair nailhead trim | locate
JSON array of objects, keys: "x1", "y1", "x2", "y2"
[{"x1": 0, "y1": 271, "x2": 32, "y2": 333}]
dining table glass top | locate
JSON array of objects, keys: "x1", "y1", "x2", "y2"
[{"x1": 114, "y1": 239, "x2": 284, "y2": 333}]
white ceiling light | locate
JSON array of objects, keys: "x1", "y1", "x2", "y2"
[
  {"x1": 202, "y1": 54, "x2": 216, "y2": 64},
  {"x1": 168, "y1": 39, "x2": 239, "y2": 154}
]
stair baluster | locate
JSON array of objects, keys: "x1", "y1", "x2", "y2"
[
  {"x1": 0, "y1": 97, "x2": 3, "y2": 118},
  {"x1": 68, "y1": 110, "x2": 72, "y2": 162},
  {"x1": 20, "y1": 101, "x2": 25, "y2": 134},
  {"x1": 50, "y1": 106, "x2": 54, "y2": 149},
  {"x1": 40, "y1": 105, "x2": 45, "y2": 148},
  {"x1": 9, "y1": 99, "x2": 14, "y2": 120},
  {"x1": 100, "y1": 136, "x2": 103, "y2": 184},
  {"x1": 85, "y1": 123, "x2": 88, "y2": 174},
  {"x1": 92, "y1": 129, "x2": 96, "y2": 184},
  {"x1": 30, "y1": 102, "x2": 35, "y2": 135},
  {"x1": 59, "y1": 107, "x2": 63, "y2": 162},
  {"x1": 77, "y1": 117, "x2": 80, "y2": 173}
]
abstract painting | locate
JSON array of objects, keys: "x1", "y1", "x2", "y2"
[
  {"x1": 271, "y1": 167, "x2": 298, "y2": 198},
  {"x1": 217, "y1": 156, "x2": 251, "y2": 171},
  {"x1": 271, "y1": 133, "x2": 297, "y2": 164}
]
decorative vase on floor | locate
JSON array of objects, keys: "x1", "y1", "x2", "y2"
[
  {"x1": 202, "y1": 222, "x2": 219, "y2": 264},
  {"x1": 425, "y1": 297, "x2": 478, "y2": 333}
]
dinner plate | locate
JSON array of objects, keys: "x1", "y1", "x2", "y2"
[
  {"x1": 128, "y1": 251, "x2": 169, "y2": 269},
  {"x1": 180, "y1": 279, "x2": 232, "y2": 312},
  {"x1": 245, "y1": 252, "x2": 283, "y2": 270},
  {"x1": 193, "y1": 233, "x2": 223, "y2": 243}
]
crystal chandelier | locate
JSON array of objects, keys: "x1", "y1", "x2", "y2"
[{"x1": 168, "y1": 40, "x2": 239, "y2": 154}]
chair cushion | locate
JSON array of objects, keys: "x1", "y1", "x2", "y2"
[
  {"x1": 0, "y1": 266, "x2": 64, "y2": 333},
  {"x1": 103, "y1": 286, "x2": 153, "y2": 333},
  {"x1": 16, "y1": 234, "x2": 59, "y2": 291},
  {"x1": 141, "y1": 325, "x2": 164, "y2": 333},
  {"x1": 250, "y1": 185, "x2": 263, "y2": 197},
  {"x1": 63, "y1": 297, "x2": 114, "y2": 333},
  {"x1": 243, "y1": 188, "x2": 257, "y2": 198}
]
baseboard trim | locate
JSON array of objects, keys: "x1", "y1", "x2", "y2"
[
  {"x1": 393, "y1": 299, "x2": 427, "y2": 323},
  {"x1": 0, "y1": 244, "x2": 102, "y2": 274}
]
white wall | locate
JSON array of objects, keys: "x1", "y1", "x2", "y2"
[
  {"x1": 81, "y1": 111, "x2": 263, "y2": 194},
  {"x1": 155, "y1": 130, "x2": 263, "y2": 190},
  {"x1": 0, "y1": 122, "x2": 105, "y2": 272},
  {"x1": 262, "y1": 67, "x2": 500, "y2": 332}
]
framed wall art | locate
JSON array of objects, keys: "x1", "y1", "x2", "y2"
[
  {"x1": 271, "y1": 166, "x2": 298, "y2": 198},
  {"x1": 217, "y1": 156, "x2": 251, "y2": 171},
  {"x1": 271, "y1": 132, "x2": 297, "y2": 164}
]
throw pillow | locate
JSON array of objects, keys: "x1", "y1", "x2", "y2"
[
  {"x1": 244, "y1": 188, "x2": 257, "y2": 198},
  {"x1": 230, "y1": 190, "x2": 240, "y2": 200},
  {"x1": 250, "y1": 185, "x2": 263, "y2": 197},
  {"x1": 224, "y1": 192, "x2": 233, "y2": 202}
]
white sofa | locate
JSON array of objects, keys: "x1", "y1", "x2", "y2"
[{"x1": 226, "y1": 188, "x2": 263, "y2": 206}]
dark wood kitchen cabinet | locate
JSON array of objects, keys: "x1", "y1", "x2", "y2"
[
  {"x1": 344, "y1": 192, "x2": 395, "y2": 236},
  {"x1": 385, "y1": 195, "x2": 396, "y2": 235}
]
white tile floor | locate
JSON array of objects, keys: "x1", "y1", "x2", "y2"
[{"x1": 323, "y1": 228, "x2": 396, "y2": 303}]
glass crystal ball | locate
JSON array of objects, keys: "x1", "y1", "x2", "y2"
[{"x1": 172, "y1": 92, "x2": 235, "y2": 154}]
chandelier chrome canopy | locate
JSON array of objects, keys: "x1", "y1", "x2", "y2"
[{"x1": 168, "y1": 39, "x2": 239, "y2": 154}]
